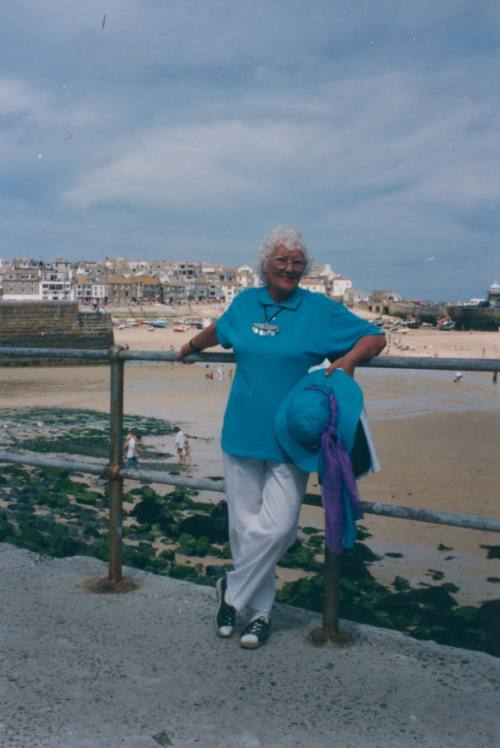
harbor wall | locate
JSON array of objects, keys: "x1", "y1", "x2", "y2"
[
  {"x1": 386, "y1": 301, "x2": 447, "y2": 322},
  {"x1": 447, "y1": 305, "x2": 500, "y2": 331},
  {"x1": 0, "y1": 301, "x2": 114, "y2": 365}
]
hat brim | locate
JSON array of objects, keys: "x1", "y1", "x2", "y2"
[{"x1": 274, "y1": 368, "x2": 364, "y2": 473}]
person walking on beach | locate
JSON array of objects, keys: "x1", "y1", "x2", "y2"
[
  {"x1": 124, "y1": 429, "x2": 141, "y2": 468},
  {"x1": 177, "y1": 226, "x2": 385, "y2": 649}
]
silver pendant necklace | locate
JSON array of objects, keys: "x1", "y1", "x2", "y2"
[{"x1": 252, "y1": 305, "x2": 284, "y2": 337}]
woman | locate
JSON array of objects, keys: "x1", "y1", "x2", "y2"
[{"x1": 177, "y1": 226, "x2": 385, "y2": 649}]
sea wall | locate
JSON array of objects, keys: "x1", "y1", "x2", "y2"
[
  {"x1": 0, "y1": 301, "x2": 114, "y2": 365},
  {"x1": 447, "y1": 305, "x2": 500, "y2": 331},
  {"x1": 386, "y1": 301, "x2": 447, "y2": 322}
]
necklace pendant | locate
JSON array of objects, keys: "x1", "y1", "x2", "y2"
[{"x1": 252, "y1": 322, "x2": 280, "y2": 337}]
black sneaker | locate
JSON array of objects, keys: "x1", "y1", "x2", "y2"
[
  {"x1": 239, "y1": 616, "x2": 271, "y2": 649},
  {"x1": 215, "y1": 576, "x2": 236, "y2": 638}
]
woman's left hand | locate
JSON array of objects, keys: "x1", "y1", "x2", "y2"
[{"x1": 324, "y1": 333, "x2": 387, "y2": 378}]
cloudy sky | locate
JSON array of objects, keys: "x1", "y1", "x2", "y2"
[{"x1": 1, "y1": 1, "x2": 499, "y2": 300}]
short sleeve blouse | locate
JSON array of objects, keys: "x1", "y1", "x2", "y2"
[{"x1": 216, "y1": 286, "x2": 383, "y2": 462}]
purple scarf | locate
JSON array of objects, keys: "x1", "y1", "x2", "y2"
[{"x1": 310, "y1": 387, "x2": 363, "y2": 554}]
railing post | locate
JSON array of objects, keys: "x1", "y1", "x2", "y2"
[
  {"x1": 307, "y1": 549, "x2": 353, "y2": 646},
  {"x1": 108, "y1": 345, "x2": 124, "y2": 584},
  {"x1": 323, "y1": 548, "x2": 341, "y2": 634}
]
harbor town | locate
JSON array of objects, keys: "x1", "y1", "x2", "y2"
[{"x1": 1, "y1": 255, "x2": 499, "y2": 330}]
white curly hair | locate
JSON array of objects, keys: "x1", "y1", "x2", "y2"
[{"x1": 257, "y1": 225, "x2": 313, "y2": 282}]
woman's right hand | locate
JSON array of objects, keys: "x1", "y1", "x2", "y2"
[
  {"x1": 176, "y1": 322, "x2": 219, "y2": 363},
  {"x1": 176, "y1": 342, "x2": 194, "y2": 362}
]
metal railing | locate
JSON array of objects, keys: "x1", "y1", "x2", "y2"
[{"x1": 1, "y1": 345, "x2": 499, "y2": 642}]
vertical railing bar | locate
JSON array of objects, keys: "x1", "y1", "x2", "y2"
[{"x1": 108, "y1": 345, "x2": 125, "y2": 584}]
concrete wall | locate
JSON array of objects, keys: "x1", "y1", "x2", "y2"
[
  {"x1": 0, "y1": 301, "x2": 114, "y2": 365},
  {"x1": 448, "y1": 305, "x2": 500, "y2": 331},
  {"x1": 386, "y1": 301, "x2": 447, "y2": 321}
]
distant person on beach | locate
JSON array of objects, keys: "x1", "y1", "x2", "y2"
[
  {"x1": 124, "y1": 429, "x2": 141, "y2": 468},
  {"x1": 177, "y1": 226, "x2": 385, "y2": 649},
  {"x1": 183, "y1": 436, "x2": 192, "y2": 465},
  {"x1": 175, "y1": 427, "x2": 186, "y2": 463}
]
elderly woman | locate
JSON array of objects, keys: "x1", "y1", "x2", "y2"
[{"x1": 177, "y1": 226, "x2": 385, "y2": 648}]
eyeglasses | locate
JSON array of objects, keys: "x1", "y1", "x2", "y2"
[{"x1": 270, "y1": 257, "x2": 307, "y2": 271}]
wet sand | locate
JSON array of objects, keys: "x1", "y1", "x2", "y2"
[
  {"x1": 1, "y1": 322, "x2": 500, "y2": 604},
  {"x1": 112, "y1": 310, "x2": 500, "y2": 359}
]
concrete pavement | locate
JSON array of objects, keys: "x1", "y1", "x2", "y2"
[{"x1": 0, "y1": 542, "x2": 499, "y2": 748}]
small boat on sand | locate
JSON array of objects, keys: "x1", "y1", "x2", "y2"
[{"x1": 150, "y1": 320, "x2": 168, "y2": 328}]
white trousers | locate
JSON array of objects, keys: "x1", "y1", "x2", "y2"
[{"x1": 223, "y1": 451, "x2": 308, "y2": 615}]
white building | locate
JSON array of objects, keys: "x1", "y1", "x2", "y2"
[
  {"x1": 330, "y1": 277, "x2": 352, "y2": 296},
  {"x1": 236, "y1": 265, "x2": 259, "y2": 288},
  {"x1": 300, "y1": 277, "x2": 328, "y2": 294},
  {"x1": 220, "y1": 281, "x2": 239, "y2": 303},
  {"x1": 40, "y1": 268, "x2": 75, "y2": 301}
]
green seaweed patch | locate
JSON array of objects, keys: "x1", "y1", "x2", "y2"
[
  {"x1": 0, "y1": 407, "x2": 175, "y2": 436},
  {"x1": 278, "y1": 540, "x2": 323, "y2": 572},
  {"x1": 486, "y1": 577, "x2": 500, "y2": 584},
  {"x1": 177, "y1": 503, "x2": 228, "y2": 544},
  {"x1": 425, "y1": 569, "x2": 445, "y2": 581},
  {"x1": 169, "y1": 563, "x2": 204, "y2": 582},
  {"x1": 176, "y1": 533, "x2": 217, "y2": 557},
  {"x1": 481, "y1": 545, "x2": 500, "y2": 560},
  {"x1": 0, "y1": 407, "x2": 174, "y2": 459},
  {"x1": 14, "y1": 515, "x2": 83, "y2": 557},
  {"x1": 393, "y1": 576, "x2": 411, "y2": 591},
  {"x1": 279, "y1": 562, "x2": 500, "y2": 657}
]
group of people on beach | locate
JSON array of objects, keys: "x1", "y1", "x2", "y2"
[
  {"x1": 123, "y1": 426, "x2": 191, "y2": 468},
  {"x1": 204, "y1": 364, "x2": 233, "y2": 382}
]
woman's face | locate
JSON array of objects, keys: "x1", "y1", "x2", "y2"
[{"x1": 265, "y1": 244, "x2": 307, "y2": 301}]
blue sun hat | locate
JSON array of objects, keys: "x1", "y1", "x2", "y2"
[
  {"x1": 275, "y1": 369, "x2": 364, "y2": 473},
  {"x1": 275, "y1": 368, "x2": 366, "y2": 554}
]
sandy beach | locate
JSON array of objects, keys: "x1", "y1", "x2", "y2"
[{"x1": 1, "y1": 318, "x2": 499, "y2": 605}]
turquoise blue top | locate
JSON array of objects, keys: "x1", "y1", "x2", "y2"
[{"x1": 216, "y1": 286, "x2": 383, "y2": 462}]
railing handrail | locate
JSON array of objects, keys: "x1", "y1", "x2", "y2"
[
  {"x1": 0, "y1": 345, "x2": 499, "y2": 371},
  {"x1": 1, "y1": 448, "x2": 498, "y2": 535}
]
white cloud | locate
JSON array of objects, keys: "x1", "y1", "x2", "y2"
[{"x1": 62, "y1": 120, "x2": 315, "y2": 208}]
